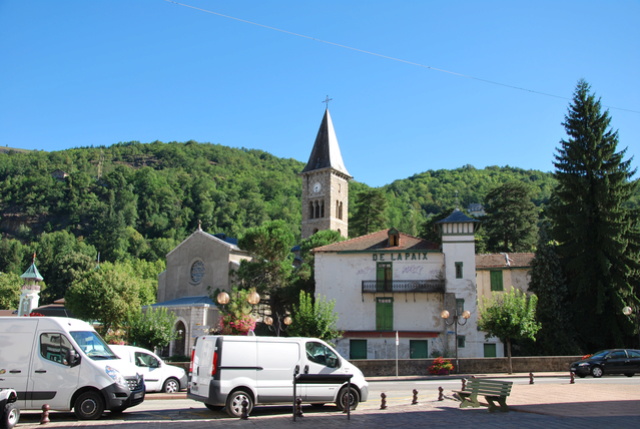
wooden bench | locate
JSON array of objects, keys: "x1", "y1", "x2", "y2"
[{"x1": 454, "y1": 378, "x2": 513, "y2": 412}]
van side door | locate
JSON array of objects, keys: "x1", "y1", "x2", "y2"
[
  {"x1": 29, "y1": 332, "x2": 82, "y2": 410},
  {"x1": 303, "y1": 341, "x2": 344, "y2": 402},
  {"x1": 133, "y1": 351, "x2": 162, "y2": 392},
  {"x1": 256, "y1": 340, "x2": 300, "y2": 403}
]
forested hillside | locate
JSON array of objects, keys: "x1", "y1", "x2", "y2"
[{"x1": 1, "y1": 140, "x2": 637, "y2": 267}]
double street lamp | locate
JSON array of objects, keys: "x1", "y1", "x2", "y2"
[
  {"x1": 216, "y1": 289, "x2": 292, "y2": 336},
  {"x1": 440, "y1": 309, "x2": 471, "y2": 374}
]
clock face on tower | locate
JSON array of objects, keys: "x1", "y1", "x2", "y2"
[{"x1": 313, "y1": 182, "x2": 322, "y2": 193}]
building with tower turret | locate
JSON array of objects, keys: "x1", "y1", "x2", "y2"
[
  {"x1": 300, "y1": 108, "x2": 352, "y2": 239},
  {"x1": 18, "y1": 254, "x2": 43, "y2": 317}
]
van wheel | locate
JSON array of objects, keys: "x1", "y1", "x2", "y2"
[
  {"x1": 336, "y1": 386, "x2": 359, "y2": 411},
  {"x1": 74, "y1": 391, "x2": 105, "y2": 420},
  {"x1": 1, "y1": 402, "x2": 20, "y2": 429},
  {"x1": 163, "y1": 378, "x2": 180, "y2": 394},
  {"x1": 225, "y1": 389, "x2": 253, "y2": 418}
]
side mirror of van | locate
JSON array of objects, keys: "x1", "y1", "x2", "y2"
[{"x1": 67, "y1": 350, "x2": 80, "y2": 367}]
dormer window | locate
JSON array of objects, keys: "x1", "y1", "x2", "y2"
[{"x1": 388, "y1": 228, "x2": 400, "y2": 247}]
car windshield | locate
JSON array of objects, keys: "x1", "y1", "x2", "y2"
[
  {"x1": 70, "y1": 330, "x2": 118, "y2": 360},
  {"x1": 590, "y1": 350, "x2": 610, "y2": 359}
]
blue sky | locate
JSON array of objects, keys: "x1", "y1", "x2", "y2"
[{"x1": 1, "y1": 1, "x2": 638, "y2": 187}]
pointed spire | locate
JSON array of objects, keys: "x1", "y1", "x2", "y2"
[{"x1": 301, "y1": 108, "x2": 351, "y2": 177}]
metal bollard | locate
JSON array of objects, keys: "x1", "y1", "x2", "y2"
[
  {"x1": 570, "y1": 372, "x2": 575, "y2": 384},
  {"x1": 380, "y1": 392, "x2": 387, "y2": 410},
  {"x1": 529, "y1": 372, "x2": 534, "y2": 385},
  {"x1": 241, "y1": 398, "x2": 249, "y2": 420},
  {"x1": 295, "y1": 397, "x2": 304, "y2": 418},
  {"x1": 412, "y1": 389, "x2": 418, "y2": 405},
  {"x1": 438, "y1": 386, "x2": 444, "y2": 401},
  {"x1": 461, "y1": 378, "x2": 467, "y2": 390},
  {"x1": 40, "y1": 404, "x2": 50, "y2": 424}
]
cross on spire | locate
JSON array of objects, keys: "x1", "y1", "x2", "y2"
[{"x1": 322, "y1": 95, "x2": 333, "y2": 109}]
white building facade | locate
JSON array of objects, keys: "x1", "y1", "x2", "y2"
[{"x1": 314, "y1": 211, "x2": 490, "y2": 361}]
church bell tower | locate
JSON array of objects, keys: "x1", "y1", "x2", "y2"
[{"x1": 300, "y1": 106, "x2": 352, "y2": 239}]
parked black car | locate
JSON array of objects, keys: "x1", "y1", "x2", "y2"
[{"x1": 570, "y1": 349, "x2": 640, "y2": 378}]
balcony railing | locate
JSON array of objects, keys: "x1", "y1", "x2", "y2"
[{"x1": 361, "y1": 279, "x2": 445, "y2": 294}]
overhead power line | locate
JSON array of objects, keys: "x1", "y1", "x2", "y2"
[{"x1": 163, "y1": 0, "x2": 639, "y2": 115}]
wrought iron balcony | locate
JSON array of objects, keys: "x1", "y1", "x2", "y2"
[{"x1": 361, "y1": 279, "x2": 445, "y2": 294}]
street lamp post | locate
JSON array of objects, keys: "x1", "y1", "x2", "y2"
[
  {"x1": 622, "y1": 305, "x2": 640, "y2": 348},
  {"x1": 440, "y1": 309, "x2": 471, "y2": 374},
  {"x1": 216, "y1": 289, "x2": 292, "y2": 336}
]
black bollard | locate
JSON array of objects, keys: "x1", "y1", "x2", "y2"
[
  {"x1": 529, "y1": 372, "x2": 534, "y2": 385},
  {"x1": 570, "y1": 372, "x2": 575, "y2": 384},
  {"x1": 295, "y1": 397, "x2": 304, "y2": 418},
  {"x1": 461, "y1": 378, "x2": 467, "y2": 390},
  {"x1": 438, "y1": 386, "x2": 444, "y2": 401},
  {"x1": 40, "y1": 404, "x2": 50, "y2": 424},
  {"x1": 380, "y1": 392, "x2": 387, "y2": 410},
  {"x1": 241, "y1": 398, "x2": 249, "y2": 420},
  {"x1": 412, "y1": 389, "x2": 418, "y2": 405}
]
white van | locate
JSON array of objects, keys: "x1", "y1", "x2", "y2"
[
  {"x1": 0, "y1": 317, "x2": 145, "y2": 420},
  {"x1": 187, "y1": 335, "x2": 368, "y2": 417},
  {"x1": 109, "y1": 345, "x2": 187, "y2": 393}
]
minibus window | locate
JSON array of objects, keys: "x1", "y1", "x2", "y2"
[{"x1": 70, "y1": 330, "x2": 117, "y2": 360}]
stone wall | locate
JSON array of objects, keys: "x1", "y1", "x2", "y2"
[
  {"x1": 171, "y1": 356, "x2": 581, "y2": 376},
  {"x1": 351, "y1": 356, "x2": 582, "y2": 377}
]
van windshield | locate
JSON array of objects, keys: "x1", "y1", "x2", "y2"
[{"x1": 70, "y1": 330, "x2": 117, "y2": 360}]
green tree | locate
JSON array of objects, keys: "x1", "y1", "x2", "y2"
[
  {"x1": 65, "y1": 262, "x2": 142, "y2": 335},
  {"x1": 527, "y1": 226, "x2": 580, "y2": 355},
  {"x1": 350, "y1": 189, "x2": 388, "y2": 236},
  {"x1": 214, "y1": 286, "x2": 259, "y2": 335},
  {"x1": 478, "y1": 287, "x2": 541, "y2": 373},
  {"x1": 293, "y1": 230, "x2": 344, "y2": 295},
  {"x1": 0, "y1": 272, "x2": 21, "y2": 310},
  {"x1": 483, "y1": 182, "x2": 538, "y2": 252},
  {"x1": 549, "y1": 80, "x2": 640, "y2": 351},
  {"x1": 125, "y1": 307, "x2": 177, "y2": 351},
  {"x1": 287, "y1": 291, "x2": 342, "y2": 343}
]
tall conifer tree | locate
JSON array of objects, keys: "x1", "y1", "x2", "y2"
[{"x1": 550, "y1": 80, "x2": 640, "y2": 350}]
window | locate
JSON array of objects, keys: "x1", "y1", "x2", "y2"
[
  {"x1": 376, "y1": 262, "x2": 393, "y2": 292},
  {"x1": 457, "y1": 335, "x2": 466, "y2": 348},
  {"x1": 388, "y1": 228, "x2": 400, "y2": 246},
  {"x1": 40, "y1": 333, "x2": 74, "y2": 366},
  {"x1": 306, "y1": 341, "x2": 339, "y2": 368},
  {"x1": 410, "y1": 340, "x2": 428, "y2": 359},
  {"x1": 490, "y1": 270, "x2": 504, "y2": 291},
  {"x1": 455, "y1": 262, "x2": 463, "y2": 278},
  {"x1": 135, "y1": 352, "x2": 160, "y2": 368},
  {"x1": 350, "y1": 340, "x2": 367, "y2": 360},
  {"x1": 376, "y1": 297, "x2": 393, "y2": 331}
]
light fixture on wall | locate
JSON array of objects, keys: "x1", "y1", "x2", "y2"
[{"x1": 440, "y1": 308, "x2": 471, "y2": 374}]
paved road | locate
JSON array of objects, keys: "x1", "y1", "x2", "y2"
[{"x1": 14, "y1": 374, "x2": 640, "y2": 428}]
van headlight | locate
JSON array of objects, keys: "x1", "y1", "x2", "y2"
[{"x1": 105, "y1": 366, "x2": 128, "y2": 387}]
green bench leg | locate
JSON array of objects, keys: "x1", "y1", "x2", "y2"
[
  {"x1": 485, "y1": 395, "x2": 509, "y2": 412},
  {"x1": 458, "y1": 392, "x2": 481, "y2": 408}
]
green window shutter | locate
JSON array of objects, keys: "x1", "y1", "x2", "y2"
[
  {"x1": 484, "y1": 343, "x2": 497, "y2": 358},
  {"x1": 349, "y1": 340, "x2": 367, "y2": 360},
  {"x1": 376, "y1": 297, "x2": 393, "y2": 331},
  {"x1": 490, "y1": 270, "x2": 504, "y2": 291},
  {"x1": 410, "y1": 340, "x2": 428, "y2": 359},
  {"x1": 376, "y1": 262, "x2": 392, "y2": 292}
]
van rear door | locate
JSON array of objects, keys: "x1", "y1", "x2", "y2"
[{"x1": 0, "y1": 318, "x2": 37, "y2": 409}]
